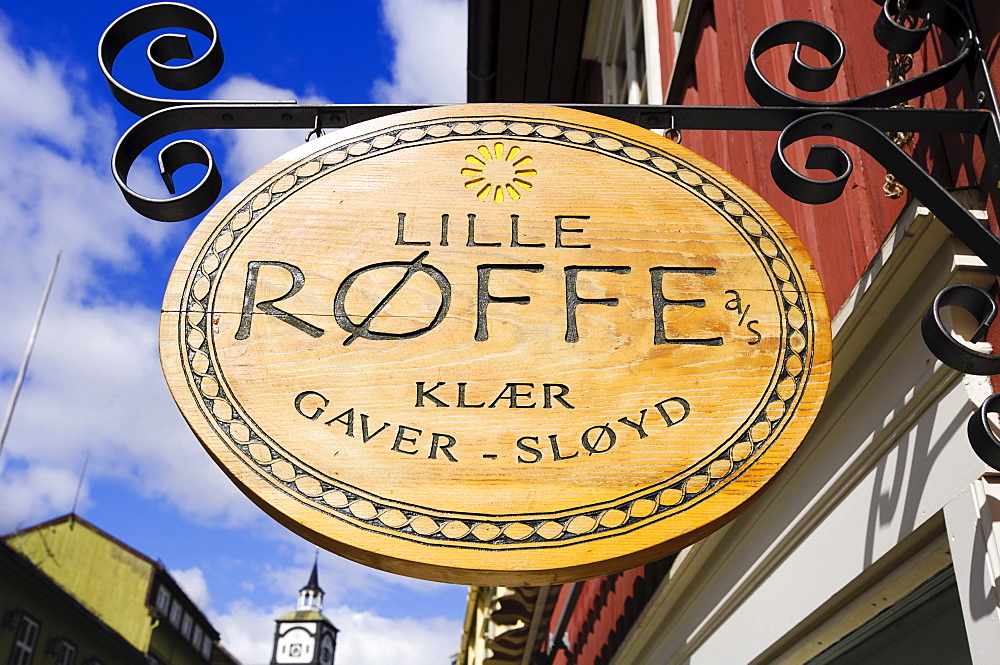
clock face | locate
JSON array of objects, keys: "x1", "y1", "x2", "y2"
[{"x1": 277, "y1": 626, "x2": 314, "y2": 663}]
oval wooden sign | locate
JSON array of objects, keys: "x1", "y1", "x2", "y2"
[{"x1": 161, "y1": 104, "x2": 831, "y2": 585}]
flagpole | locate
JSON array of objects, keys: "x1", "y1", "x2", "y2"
[
  {"x1": 71, "y1": 449, "x2": 90, "y2": 517},
  {"x1": 0, "y1": 251, "x2": 61, "y2": 464}
]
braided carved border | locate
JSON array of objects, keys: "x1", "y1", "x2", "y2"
[{"x1": 175, "y1": 114, "x2": 815, "y2": 548}]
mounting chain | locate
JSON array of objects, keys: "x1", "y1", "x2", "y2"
[{"x1": 101, "y1": 0, "x2": 1000, "y2": 469}]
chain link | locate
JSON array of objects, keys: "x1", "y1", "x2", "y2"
[{"x1": 883, "y1": 1, "x2": 920, "y2": 198}]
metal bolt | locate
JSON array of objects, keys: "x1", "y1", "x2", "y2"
[{"x1": 977, "y1": 90, "x2": 987, "y2": 106}]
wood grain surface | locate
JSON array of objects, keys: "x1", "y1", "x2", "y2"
[{"x1": 160, "y1": 104, "x2": 831, "y2": 585}]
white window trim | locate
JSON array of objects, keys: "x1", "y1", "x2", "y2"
[
  {"x1": 10, "y1": 614, "x2": 40, "y2": 665},
  {"x1": 168, "y1": 599, "x2": 183, "y2": 627},
  {"x1": 155, "y1": 586, "x2": 172, "y2": 616},
  {"x1": 55, "y1": 640, "x2": 76, "y2": 665}
]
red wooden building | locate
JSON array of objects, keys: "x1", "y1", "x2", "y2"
[{"x1": 459, "y1": 1, "x2": 1000, "y2": 663}]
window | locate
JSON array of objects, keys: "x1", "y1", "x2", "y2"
[
  {"x1": 8, "y1": 614, "x2": 39, "y2": 665},
  {"x1": 169, "y1": 600, "x2": 183, "y2": 627},
  {"x1": 155, "y1": 586, "x2": 172, "y2": 616},
  {"x1": 53, "y1": 641, "x2": 76, "y2": 665},
  {"x1": 199, "y1": 638, "x2": 212, "y2": 660},
  {"x1": 191, "y1": 625, "x2": 203, "y2": 652},
  {"x1": 180, "y1": 613, "x2": 193, "y2": 640},
  {"x1": 805, "y1": 568, "x2": 973, "y2": 665}
]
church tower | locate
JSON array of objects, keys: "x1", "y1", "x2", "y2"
[{"x1": 270, "y1": 559, "x2": 339, "y2": 665}]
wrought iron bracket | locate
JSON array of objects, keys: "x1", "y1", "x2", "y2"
[{"x1": 101, "y1": 0, "x2": 1000, "y2": 469}]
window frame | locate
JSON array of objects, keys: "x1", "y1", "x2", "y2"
[
  {"x1": 168, "y1": 599, "x2": 183, "y2": 628},
  {"x1": 8, "y1": 613, "x2": 40, "y2": 665},
  {"x1": 155, "y1": 586, "x2": 172, "y2": 617},
  {"x1": 180, "y1": 612, "x2": 193, "y2": 640},
  {"x1": 53, "y1": 639, "x2": 76, "y2": 665},
  {"x1": 191, "y1": 625, "x2": 203, "y2": 653}
]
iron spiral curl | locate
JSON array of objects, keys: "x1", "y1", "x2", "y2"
[
  {"x1": 99, "y1": 2, "x2": 225, "y2": 116},
  {"x1": 752, "y1": 1, "x2": 1000, "y2": 470},
  {"x1": 100, "y1": 2, "x2": 1000, "y2": 468},
  {"x1": 744, "y1": 0, "x2": 972, "y2": 108},
  {"x1": 922, "y1": 284, "x2": 1000, "y2": 469},
  {"x1": 101, "y1": 2, "x2": 292, "y2": 221}
]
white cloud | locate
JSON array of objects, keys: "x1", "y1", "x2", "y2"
[
  {"x1": 204, "y1": 545, "x2": 465, "y2": 665},
  {"x1": 210, "y1": 76, "x2": 331, "y2": 183},
  {"x1": 0, "y1": 464, "x2": 86, "y2": 531},
  {"x1": 210, "y1": 0, "x2": 468, "y2": 183},
  {"x1": 372, "y1": 0, "x2": 467, "y2": 103},
  {"x1": 0, "y1": 13, "x2": 257, "y2": 532},
  {"x1": 210, "y1": 600, "x2": 282, "y2": 665},
  {"x1": 327, "y1": 607, "x2": 461, "y2": 665},
  {"x1": 0, "y1": 14, "x2": 468, "y2": 662},
  {"x1": 210, "y1": 0, "x2": 468, "y2": 186},
  {"x1": 211, "y1": 598, "x2": 462, "y2": 665},
  {"x1": 262, "y1": 547, "x2": 456, "y2": 609},
  {"x1": 0, "y1": 289, "x2": 259, "y2": 531},
  {"x1": 0, "y1": 18, "x2": 88, "y2": 150},
  {"x1": 173, "y1": 566, "x2": 213, "y2": 609}
]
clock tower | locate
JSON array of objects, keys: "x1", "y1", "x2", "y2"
[{"x1": 270, "y1": 559, "x2": 339, "y2": 665}]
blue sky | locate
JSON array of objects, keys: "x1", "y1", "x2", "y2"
[{"x1": 0, "y1": 1, "x2": 468, "y2": 663}]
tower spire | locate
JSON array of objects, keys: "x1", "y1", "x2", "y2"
[
  {"x1": 297, "y1": 553, "x2": 324, "y2": 611},
  {"x1": 272, "y1": 552, "x2": 338, "y2": 665}
]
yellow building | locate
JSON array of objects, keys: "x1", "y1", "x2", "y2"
[
  {"x1": 459, "y1": 586, "x2": 558, "y2": 665},
  {"x1": 3, "y1": 514, "x2": 234, "y2": 665},
  {"x1": 1, "y1": 539, "x2": 147, "y2": 665}
]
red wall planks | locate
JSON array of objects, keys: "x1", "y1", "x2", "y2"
[
  {"x1": 663, "y1": 0, "x2": 997, "y2": 313},
  {"x1": 547, "y1": 567, "x2": 665, "y2": 665},
  {"x1": 657, "y1": 0, "x2": 677, "y2": 99},
  {"x1": 535, "y1": 4, "x2": 1000, "y2": 664}
]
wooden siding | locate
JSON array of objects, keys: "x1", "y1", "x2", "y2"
[
  {"x1": 670, "y1": 0, "x2": 992, "y2": 314},
  {"x1": 656, "y1": 0, "x2": 678, "y2": 94},
  {"x1": 535, "y1": 2, "x2": 1000, "y2": 664},
  {"x1": 548, "y1": 561, "x2": 670, "y2": 665},
  {"x1": 472, "y1": 0, "x2": 592, "y2": 103}
]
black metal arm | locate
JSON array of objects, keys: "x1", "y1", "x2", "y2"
[{"x1": 101, "y1": 0, "x2": 1000, "y2": 469}]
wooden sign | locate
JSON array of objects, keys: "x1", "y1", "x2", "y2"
[{"x1": 161, "y1": 104, "x2": 831, "y2": 585}]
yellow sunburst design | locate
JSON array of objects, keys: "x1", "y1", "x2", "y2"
[{"x1": 462, "y1": 142, "x2": 536, "y2": 202}]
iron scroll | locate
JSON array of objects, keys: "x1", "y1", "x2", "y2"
[{"x1": 101, "y1": 0, "x2": 1000, "y2": 470}]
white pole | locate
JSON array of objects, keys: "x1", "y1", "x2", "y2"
[
  {"x1": 71, "y1": 449, "x2": 90, "y2": 516},
  {"x1": 0, "y1": 251, "x2": 61, "y2": 463}
]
